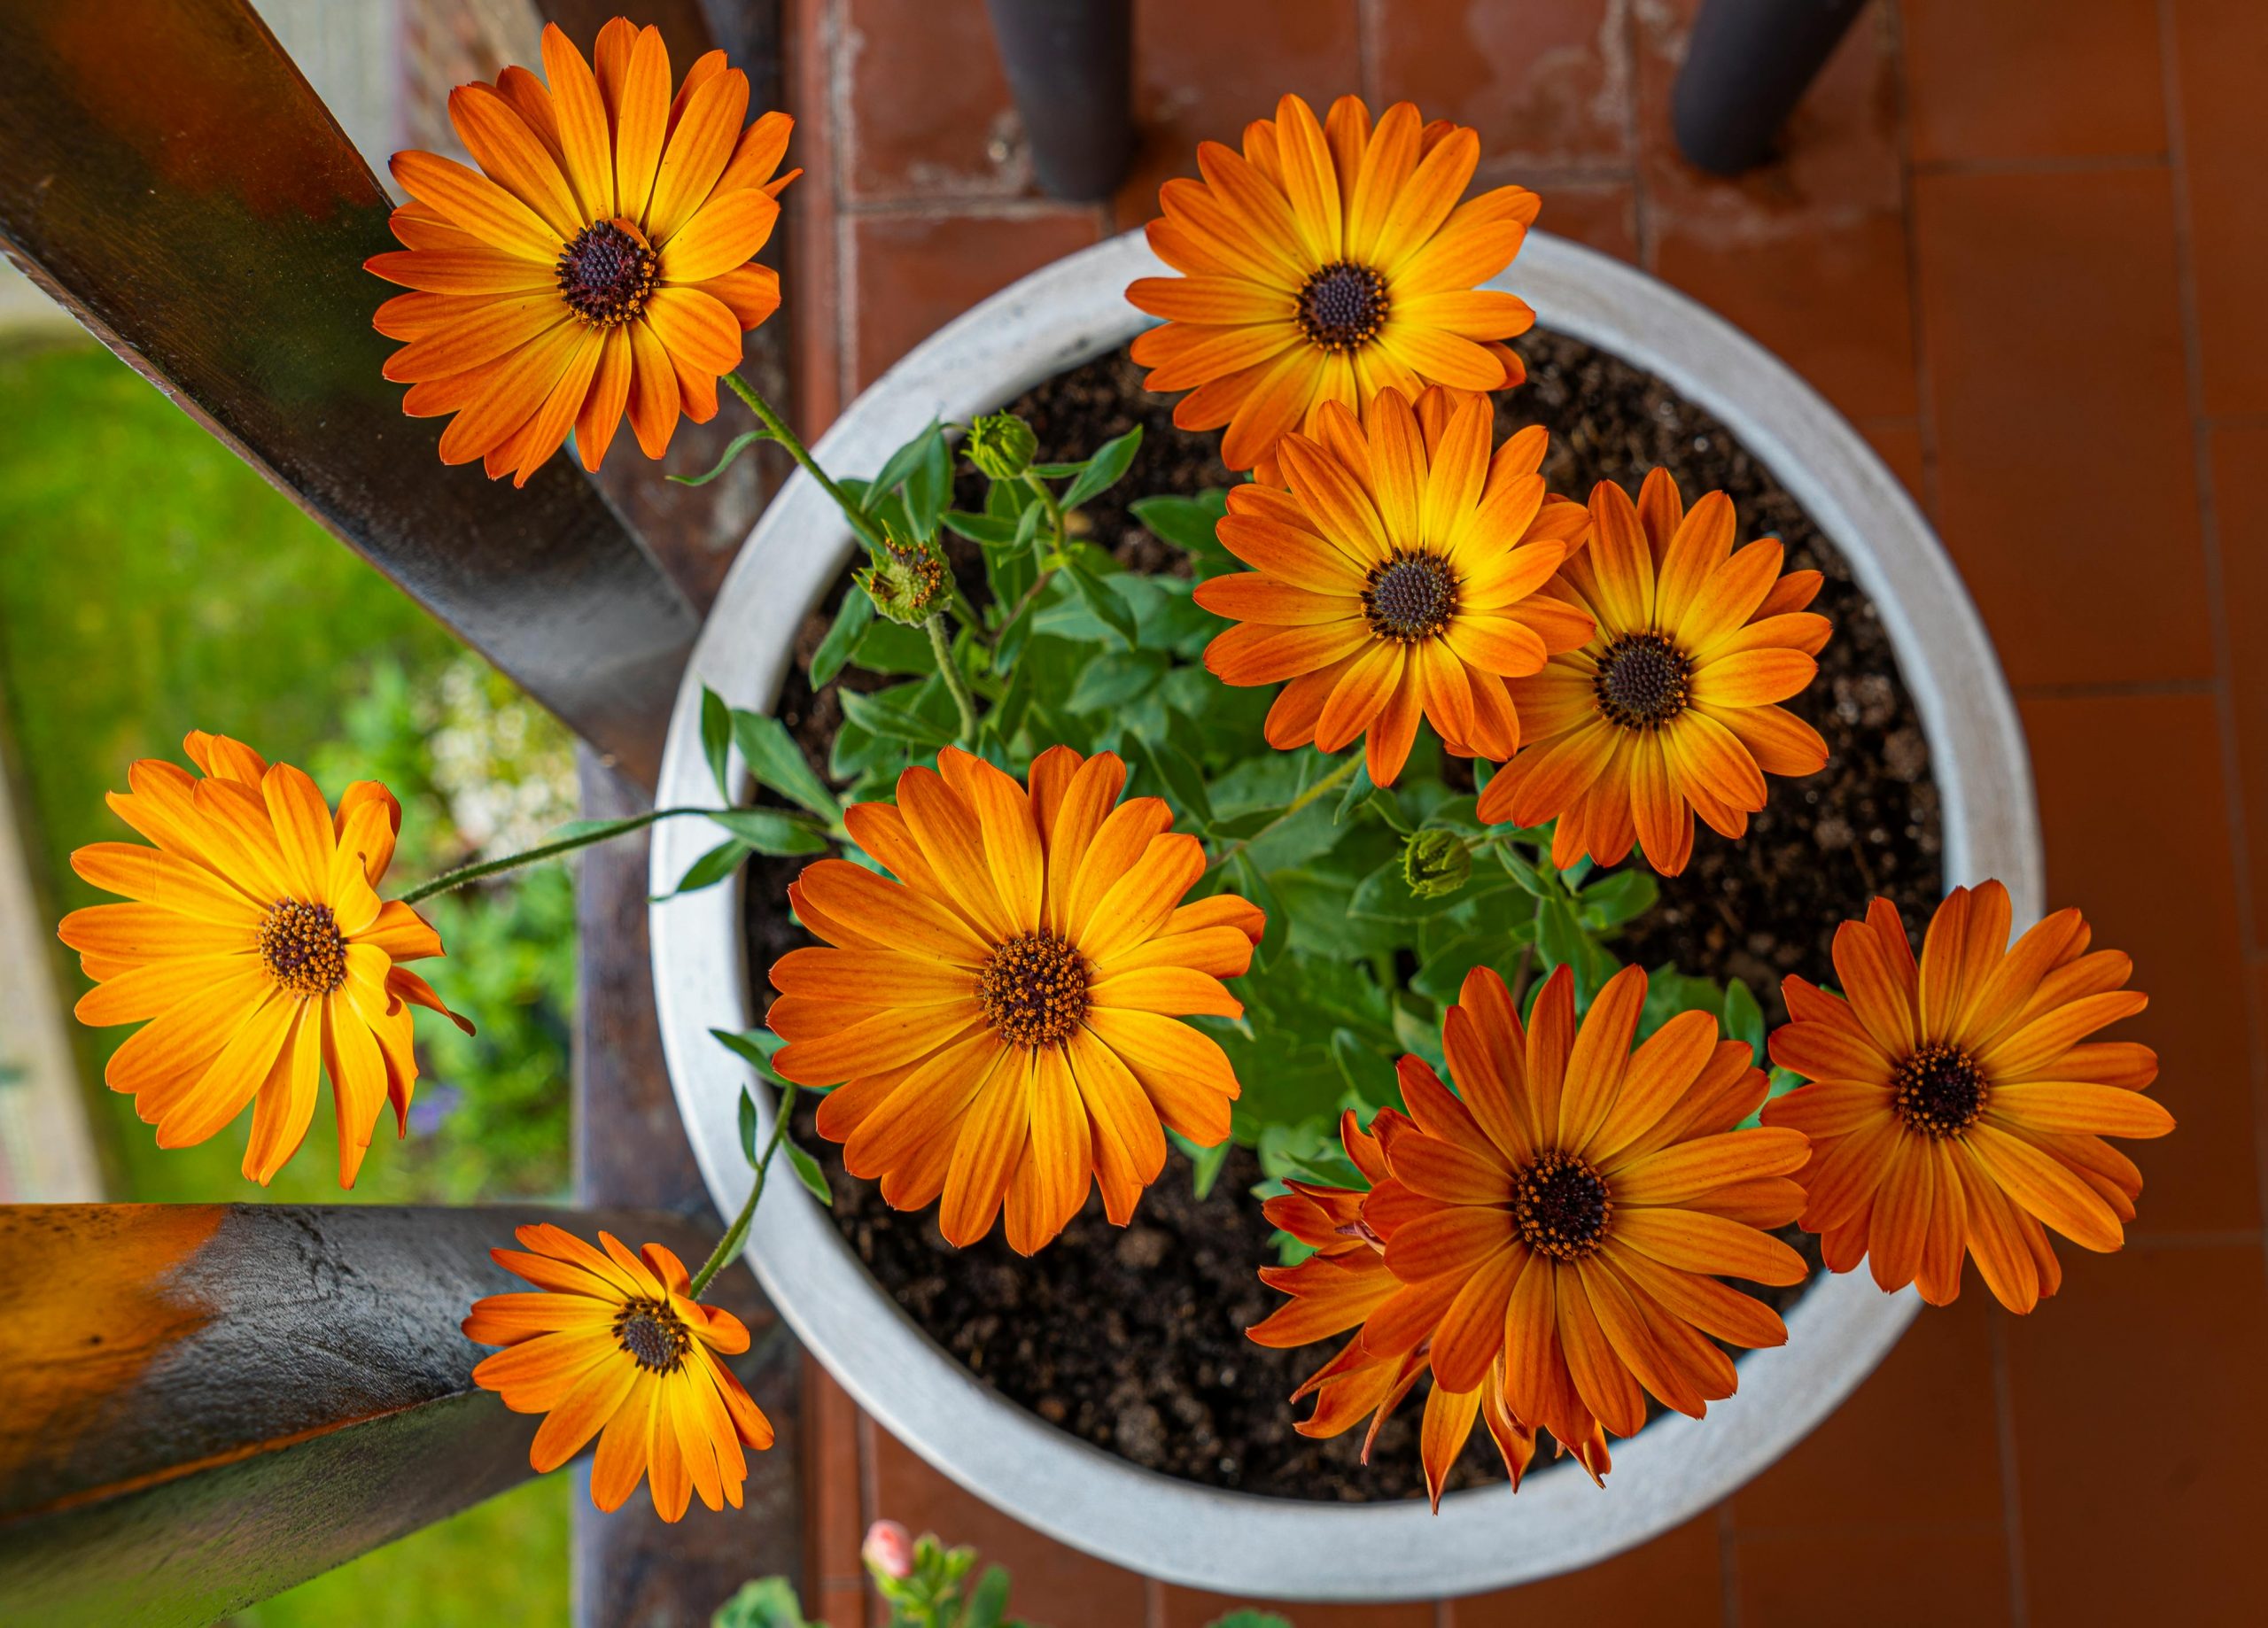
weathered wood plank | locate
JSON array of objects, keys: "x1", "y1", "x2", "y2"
[
  {"x1": 0, "y1": 1202, "x2": 704, "y2": 1628},
  {"x1": 0, "y1": 0, "x2": 698, "y2": 786}
]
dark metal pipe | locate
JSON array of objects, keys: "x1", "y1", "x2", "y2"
[
  {"x1": 983, "y1": 0, "x2": 1136, "y2": 202},
  {"x1": 1672, "y1": 0, "x2": 1871, "y2": 175}
]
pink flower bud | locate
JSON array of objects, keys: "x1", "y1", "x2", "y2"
[{"x1": 862, "y1": 1519, "x2": 913, "y2": 1579}]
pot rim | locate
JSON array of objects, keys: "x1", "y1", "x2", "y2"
[{"x1": 649, "y1": 228, "x2": 2041, "y2": 1601}]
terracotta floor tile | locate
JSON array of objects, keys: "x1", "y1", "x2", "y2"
[
  {"x1": 1111, "y1": 0, "x2": 1363, "y2": 228},
  {"x1": 840, "y1": 0, "x2": 1028, "y2": 201},
  {"x1": 1452, "y1": 1515, "x2": 1722, "y2": 1624},
  {"x1": 1733, "y1": 1523, "x2": 2011, "y2": 1627},
  {"x1": 786, "y1": 0, "x2": 845, "y2": 432},
  {"x1": 2020, "y1": 694, "x2": 2257, "y2": 1232},
  {"x1": 804, "y1": 1361, "x2": 865, "y2": 1589},
  {"x1": 1914, "y1": 169, "x2": 2209, "y2": 687},
  {"x1": 2005, "y1": 1243, "x2": 2268, "y2": 1624},
  {"x1": 1902, "y1": 0, "x2": 2166, "y2": 166},
  {"x1": 867, "y1": 1431, "x2": 1150, "y2": 1627},
  {"x1": 1635, "y1": 3, "x2": 1915, "y2": 422},
  {"x1": 2211, "y1": 423, "x2": 2268, "y2": 947},
  {"x1": 1535, "y1": 180, "x2": 1637, "y2": 263},
  {"x1": 2169, "y1": 0, "x2": 2268, "y2": 415},
  {"x1": 850, "y1": 210, "x2": 1104, "y2": 389},
  {"x1": 1859, "y1": 420, "x2": 1929, "y2": 511},
  {"x1": 1734, "y1": 1292, "x2": 2000, "y2": 1531},
  {"x1": 1372, "y1": 0, "x2": 1629, "y2": 174},
  {"x1": 1159, "y1": 1585, "x2": 1431, "y2": 1626}
]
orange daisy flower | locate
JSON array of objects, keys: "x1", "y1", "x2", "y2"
[
  {"x1": 1127, "y1": 93, "x2": 1538, "y2": 476},
  {"x1": 367, "y1": 19, "x2": 797, "y2": 485},
  {"x1": 768, "y1": 746, "x2": 1263, "y2": 1254},
  {"x1": 1193, "y1": 385, "x2": 1593, "y2": 787},
  {"x1": 465, "y1": 1224, "x2": 773, "y2": 1521},
  {"x1": 1475, "y1": 469, "x2": 1831, "y2": 875},
  {"x1": 1255, "y1": 964, "x2": 1811, "y2": 1502},
  {"x1": 1762, "y1": 882, "x2": 2171, "y2": 1313},
  {"x1": 57, "y1": 732, "x2": 469, "y2": 1185}
]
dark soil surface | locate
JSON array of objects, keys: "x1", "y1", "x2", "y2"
[{"x1": 743, "y1": 332, "x2": 1940, "y2": 1502}]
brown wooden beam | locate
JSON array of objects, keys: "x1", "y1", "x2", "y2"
[
  {"x1": 0, "y1": 1202, "x2": 711, "y2": 1628},
  {"x1": 0, "y1": 0, "x2": 698, "y2": 787}
]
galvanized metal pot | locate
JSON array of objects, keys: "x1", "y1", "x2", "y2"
[{"x1": 649, "y1": 229, "x2": 2041, "y2": 1601}]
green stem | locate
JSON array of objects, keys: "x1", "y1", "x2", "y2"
[
  {"x1": 1203, "y1": 753, "x2": 1362, "y2": 877},
  {"x1": 926, "y1": 613, "x2": 980, "y2": 745},
  {"x1": 725, "y1": 373, "x2": 888, "y2": 556},
  {"x1": 1021, "y1": 468, "x2": 1067, "y2": 548},
  {"x1": 687, "y1": 1081, "x2": 797, "y2": 1299},
  {"x1": 392, "y1": 808, "x2": 725, "y2": 905}
]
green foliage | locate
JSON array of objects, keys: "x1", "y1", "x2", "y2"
[{"x1": 713, "y1": 1577, "x2": 822, "y2": 1628}]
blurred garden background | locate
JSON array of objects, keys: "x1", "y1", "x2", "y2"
[{"x1": 0, "y1": 322, "x2": 579, "y2": 1627}]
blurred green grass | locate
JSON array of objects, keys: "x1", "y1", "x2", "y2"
[{"x1": 0, "y1": 339, "x2": 571, "y2": 1625}]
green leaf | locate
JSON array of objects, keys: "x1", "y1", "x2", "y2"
[
  {"x1": 1205, "y1": 1613, "x2": 1294, "y2": 1628},
  {"x1": 837, "y1": 686, "x2": 958, "y2": 748},
  {"x1": 1128, "y1": 489, "x2": 1232, "y2": 566},
  {"x1": 711, "y1": 1577, "x2": 816, "y2": 1628},
  {"x1": 1333, "y1": 760, "x2": 1375, "y2": 823},
  {"x1": 669, "y1": 430, "x2": 767, "y2": 487},
  {"x1": 1231, "y1": 853, "x2": 1289, "y2": 971},
  {"x1": 737, "y1": 1087, "x2": 761, "y2": 1166},
  {"x1": 1066, "y1": 649, "x2": 1168, "y2": 713},
  {"x1": 941, "y1": 508, "x2": 1020, "y2": 546},
  {"x1": 864, "y1": 419, "x2": 942, "y2": 512},
  {"x1": 659, "y1": 838, "x2": 750, "y2": 899},
  {"x1": 783, "y1": 1138, "x2": 833, "y2": 1206},
  {"x1": 706, "y1": 809, "x2": 830, "y2": 857},
  {"x1": 809, "y1": 588, "x2": 874, "y2": 688},
  {"x1": 1723, "y1": 977, "x2": 1767, "y2": 1064},
  {"x1": 700, "y1": 686, "x2": 733, "y2": 801},
  {"x1": 1391, "y1": 1000, "x2": 1445, "y2": 1069},
  {"x1": 1130, "y1": 730, "x2": 1215, "y2": 827},
  {"x1": 1578, "y1": 868, "x2": 1658, "y2": 930},
  {"x1": 849, "y1": 617, "x2": 938, "y2": 676},
  {"x1": 905, "y1": 426, "x2": 951, "y2": 540},
  {"x1": 1495, "y1": 841, "x2": 1554, "y2": 899},
  {"x1": 1062, "y1": 559, "x2": 1139, "y2": 650},
  {"x1": 711, "y1": 1027, "x2": 786, "y2": 1082},
  {"x1": 1535, "y1": 895, "x2": 1584, "y2": 973},
  {"x1": 960, "y1": 1564, "x2": 1014, "y2": 1628},
  {"x1": 1060, "y1": 426, "x2": 1144, "y2": 511},
  {"x1": 730, "y1": 709, "x2": 846, "y2": 819}
]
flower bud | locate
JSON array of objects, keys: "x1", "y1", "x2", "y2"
[
  {"x1": 1402, "y1": 828, "x2": 1472, "y2": 898},
  {"x1": 967, "y1": 411, "x2": 1038, "y2": 481},
  {"x1": 859, "y1": 527, "x2": 949, "y2": 626},
  {"x1": 862, "y1": 1519, "x2": 914, "y2": 1580}
]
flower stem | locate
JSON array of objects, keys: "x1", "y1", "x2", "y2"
[
  {"x1": 393, "y1": 808, "x2": 725, "y2": 905},
  {"x1": 1203, "y1": 753, "x2": 1363, "y2": 877},
  {"x1": 687, "y1": 1081, "x2": 797, "y2": 1299},
  {"x1": 926, "y1": 613, "x2": 980, "y2": 745},
  {"x1": 724, "y1": 372, "x2": 888, "y2": 557}
]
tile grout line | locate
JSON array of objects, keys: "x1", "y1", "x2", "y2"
[
  {"x1": 1910, "y1": 151, "x2": 2170, "y2": 177},
  {"x1": 2155, "y1": 0, "x2": 2268, "y2": 1266},
  {"x1": 1619, "y1": 0, "x2": 1650, "y2": 273},
  {"x1": 1355, "y1": 0, "x2": 1382, "y2": 109},
  {"x1": 1717, "y1": 1500, "x2": 1742, "y2": 1628},
  {"x1": 1988, "y1": 1306, "x2": 2031, "y2": 1626},
  {"x1": 827, "y1": 0, "x2": 857, "y2": 415}
]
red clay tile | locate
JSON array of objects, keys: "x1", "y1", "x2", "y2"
[
  {"x1": 868, "y1": 1431, "x2": 1150, "y2": 1627},
  {"x1": 1536, "y1": 181, "x2": 1638, "y2": 263},
  {"x1": 1635, "y1": 3, "x2": 1915, "y2": 422},
  {"x1": 2211, "y1": 424, "x2": 2268, "y2": 945},
  {"x1": 804, "y1": 1361, "x2": 866, "y2": 1591},
  {"x1": 786, "y1": 0, "x2": 845, "y2": 432},
  {"x1": 841, "y1": 0, "x2": 1028, "y2": 202},
  {"x1": 1734, "y1": 1523, "x2": 2010, "y2": 1627},
  {"x1": 1914, "y1": 168, "x2": 2210, "y2": 687},
  {"x1": 1734, "y1": 1292, "x2": 2001, "y2": 1531},
  {"x1": 2005, "y1": 1243, "x2": 2268, "y2": 1624},
  {"x1": 1160, "y1": 1585, "x2": 1431, "y2": 1626},
  {"x1": 850, "y1": 210, "x2": 1103, "y2": 389},
  {"x1": 1372, "y1": 0, "x2": 1630, "y2": 174},
  {"x1": 1454, "y1": 1514, "x2": 1722, "y2": 1623},
  {"x1": 1859, "y1": 421, "x2": 1930, "y2": 511},
  {"x1": 1112, "y1": 0, "x2": 1363, "y2": 229},
  {"x1": 2169, "y1": 0, "x2": 2268, "y2": 415},
  {"x1": 1902, "y1": 0, "x2": 2166, "y2": 166},
  {"x1": 2019, "y1": 694, "x2": 2256, "y2": 1233}
]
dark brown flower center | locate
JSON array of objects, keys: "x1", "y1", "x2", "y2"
[
  {"x1": 614, "y1": 1298, "x2": 691, "y2": 1373},
  {"x1": 1514, "y1": 1151, "x2": 1612, "y2": 1261},
  {"x1": 980, "y1": 931, "x2": 1090, "y2": 1049},
  {"x1": 1593, "y1": 632, "x2": 1694, "y2": 731},
  {"x1": 1297, "y1": 260, "x2": 1388, "y2": 352},
  {"x1": 1892, "y1": 1043, "x2": 1988, "y2": 1138},
  {"x1": 556, "y1": 220, "x2": 657, "y2": 328},
  {"x1": 1362, "y1": 550, "x2": 1459, "y2": 641},
  {"x1": 258, "y1": 900, "x2": 347, "y2": 997}
]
